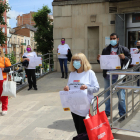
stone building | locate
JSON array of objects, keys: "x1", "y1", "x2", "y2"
[{"x1": 52, "y1": 0, "x2": 140, "y2": 72}]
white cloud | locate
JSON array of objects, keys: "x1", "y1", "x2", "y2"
[{"x1": 8, "y1": 10, "x2": 24, "y2": 19}]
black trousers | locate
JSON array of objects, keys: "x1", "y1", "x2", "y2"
[
  {"x1": 71, "y1": 112, "x2": 87, "y2": 135},
  {"x1": 25, "y1": 69, "x2": 37, "y2": 88}
]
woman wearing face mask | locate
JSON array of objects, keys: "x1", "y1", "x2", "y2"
[
  {"x1": 22, "y1": 45, "x2": 37, "y2": 90},
  {"x1": 0, "y1": 47, "x2": 11, "y2": 116},
  {"x1": 63, "y1": 53, "x2": 100, "y2": 135},
  {"x1": 134, "y1": 40, "x2": 140, "y2": 93},
  {"x1": 57, "y1": 38, "x2": 70, "y2": 79}
]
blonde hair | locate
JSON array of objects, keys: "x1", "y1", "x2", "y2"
[
  {"x1": 0, "y1": 47, "x2": 5, "y2": 57},
  {"x1": 137, "y1": 40, "x2": 140, "y2": 43},
  {"x1": 69, "y1": 53, "x2": 91, "y2": 72}
]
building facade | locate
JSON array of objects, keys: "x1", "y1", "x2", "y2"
[
  {"x1": 9, "y1": 34, "x2": 26, "y2": 62},
  {"x1": 52, "y1": 0, "x2": 140, "y2": 72},
  {"x1": 6, "y1": 0, "x2": 12, "y2": 54},
  {"x1": 13, "y1": 24, "x2": 37, "y2": 51},
  {"x1": 0, "y1": 0, "x2": 7, "y2": 53},
  {"x1": 16, "y1": 11, "x2": 36, "y2": 27}
]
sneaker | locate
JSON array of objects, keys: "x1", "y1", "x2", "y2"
[
  {"x1": 134, "y1": 89, "x2": 139, "y2": 93},
  {"x1": 2, "y1": 111, "x2": 7, "y2": 116}
]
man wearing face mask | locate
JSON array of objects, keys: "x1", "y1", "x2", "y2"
[
  {"x1": 134, "y1": 40, "x2": 140, "y2": 93},
  {"x1": 97, "y1": 33, "x2": 131, "y2": 122},
  {"x1": 22, "y1": 45, "x2": 38, "y2": 90},
  {"x1": 57, "y1": 38, "x2": 70, "y2": 79}
]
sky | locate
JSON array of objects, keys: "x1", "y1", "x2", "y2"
[{"x1": 8, "y1": 0, "x2": 53, "y2": 28}]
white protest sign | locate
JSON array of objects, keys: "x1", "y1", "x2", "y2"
[
  {"x1": 131, "y1": 54, "x2": 140, "y2": 65},
  {"x1": 130, "y1": 48, "x2": 137, "y2": 54},
  {"x1": 59, "y1": 90, "x2": 90, "y2": 111},
  {"x1": 29, "y1": 57, "x2": 42, "y2": 67},
  {"x1": 100, "y1": 55, "x2": 121, "y2": 69},
  {"x1": 58, "y1": 48, "x2": 68, "y2": 55}
]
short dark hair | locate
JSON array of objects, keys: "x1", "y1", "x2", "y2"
[
  {"x1": 61, "y1": 38, "x2": 65, "y2": 41},
  {"x1": 110, "y1": 33, "x2": 118, "y2": 38}
]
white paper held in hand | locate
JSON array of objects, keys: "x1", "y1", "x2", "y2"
[
  {"x1": 130, "y1": 48, "x2": 137, "y2": 54},
  {"x1": 100, "y1": 55, "x2": 121, "y2": 69},
  {"x1": 131, "y1": 54, "x2": 140, "y2": 65},
  {"x1": 58, "y1": 48, "x2": 68, "y2": 55},
  {"x1": 59, "y1": 90, "x2": 90, "y2": 111},
  {"x1": 0, "y1": 68, "x2": 3, "y2": 80},
  {"x1": 29, "y1": 57, "x2": 42, "y2": 67}
]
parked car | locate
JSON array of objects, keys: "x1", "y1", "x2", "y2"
[{"x1": 9, "y1": 71, "x2": 23, "y2": 84}]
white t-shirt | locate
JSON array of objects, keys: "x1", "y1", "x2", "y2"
[
  {"x1": 57, "y1": 44, "x2": 70, "y2": 59},
  {"x1": 23, "y1": 52, "x2": 37, "y2": 69},
  {"x1": 67, "y1": 70, "x2": 99, "y2": 117},
  {"x1": 110, "y1": 47, "x2": 118, "y2": 55}
]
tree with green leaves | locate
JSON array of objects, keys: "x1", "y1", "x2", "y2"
[
  {"x1": 33, "y1": 6, "x2": 53, "y2": 54},
  {"x1": 5, "y1": 51, "x2": 16, "y2": 65},
  {"x1": 0, "y1": 0, "x2": 10, "y2": 47}
]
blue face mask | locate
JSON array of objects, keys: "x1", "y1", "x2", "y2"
[
  {"x1": 73, "y1": 61, "x2": 81, "y2": 69},
  {"x1": 110, "y1": 40, "x2": 117, "y2": 46}
]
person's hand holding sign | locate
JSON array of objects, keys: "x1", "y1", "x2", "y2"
[{"x1": 118, "y1": 53, "x2": 125, "y2": 59}]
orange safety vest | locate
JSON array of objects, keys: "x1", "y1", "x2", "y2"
[{"x1": 0, "y1": 57, "x2": 11, "y2": 79}]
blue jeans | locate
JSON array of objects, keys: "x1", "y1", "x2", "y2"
[
  {"x1": 59, "y1": 58, "x2": 68, "y2": 73},
  {"x1": 104, "y1": 78, "x2": 126, "y2": 116}
]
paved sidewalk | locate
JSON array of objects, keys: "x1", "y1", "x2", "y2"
[{"x1": 0, "y1": 72, "x2": 104, "y2": 140}]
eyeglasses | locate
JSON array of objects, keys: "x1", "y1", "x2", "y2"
[{"x1": 72, "y1": 59, "x2": 81, "y2": 61}]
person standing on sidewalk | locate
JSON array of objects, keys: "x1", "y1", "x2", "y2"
[
  {"x1": 0, "y1": 47, "x2": 11, "y2": 116},
  {"x1": 57, "y1": 38, "x2": 70, "y2": 79},
  {"x1": 22, "y1": 45, "x2": 37, "y2": 91},
  {"x1": 134, "y1": 40, "x2": 140, "y2": 93},
  {"x1": 97, "y1": 33, "x2": 131, "y2": 121},
  {"x1": 64, "y1": 53, "x2": 99, "y2": 134}
]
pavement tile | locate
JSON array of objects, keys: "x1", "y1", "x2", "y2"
[{"x1": 0, "y1": 72, "x2": 116, "y2": 140}]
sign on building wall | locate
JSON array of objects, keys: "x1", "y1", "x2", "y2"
[
  {"x1": 21, "y1": 43, "x2": 26, "y2": 45},
  {"x1": 132, "y1": 14, "x2": 140, "y2": 23},
  {"x1": 105, "y1": 37, "x2": 110, "y2": 46}
]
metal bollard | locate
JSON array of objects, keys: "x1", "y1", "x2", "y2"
[
  {"x1": 126, "y1": 76, "x2": 128, "y2": 118},
  {"x1": 110, "y1": 74, "x2": 113, "y2": 126}
]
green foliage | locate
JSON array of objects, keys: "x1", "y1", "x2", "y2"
[
  {"x1": 0, "y1": 0, "x2": 10, "y2": 46},
  {"x1": 43, "y1": 61, "x2": 49, "y2": 71},
  {"x1": 33, "y1": 5, "x2": 53, "y2": 54},
  {"x1": 5, "y1": 51, "x2": 16, "y2": 65}
]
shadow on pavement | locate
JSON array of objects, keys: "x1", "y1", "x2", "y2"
[{"x1": 48, "y1": 119, "x2": 75, "y2": 132}]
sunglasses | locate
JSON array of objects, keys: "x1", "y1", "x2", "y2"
[{"x1": 72, "y1": 59, "x2": 81, "y2": 61}]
